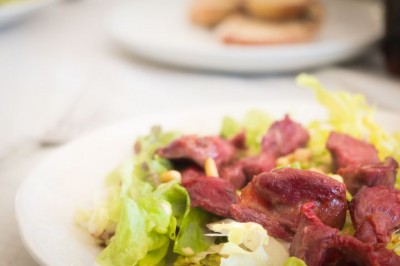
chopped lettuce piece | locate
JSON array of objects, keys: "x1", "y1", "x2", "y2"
[
  {"x1": 77, "y1": 128, "x2": 179, "y2": 242},
  {"x1": 133, "y1": 126, "x2": 180, "y2": 186},
  {"x1": 134, "y1": 126, "x2": 180, "y2": 162},
  {"x1": 284, "y1": 257, "x2": 307, "y2": 266},
  {"x1": 345, "y1": 190, "x2": 353, "y2": 202},
  {"x1": 341, "y1": 211, "x2": 355, "y2": 235},
  {"x1": 207, "y1": 219, "x2": 289, "y2": 266},
  {"x1": 387, "y1": 230, "x2": 400, "y2": 256},
  {"x1": 276, "y1": 162, "x2": 303, "y2": 170},
  {"x1": 221, "y1": 117, "x2": 243, "y2": 140},
  {"x1": 220, "y1": 109, "x2": 273, "y2": 154},
  {"x1": 173, "y1": 245, "x2": 222, "y2": 266},
  {"x1": 79, "y1": 127, "x2": 218, "y2": 266},
  {"x1": 96, "y1": 185, "x2": 178, "y2": 266},
  {"x1": 96, "y1": 180, "x2": 213, "y2": 266},
  {"x1": 174, "y1": 207, "x2": 214, "y2": 256},
  {"x1": 297, "y1": 74, "x2": 400, "y2": 186},
  {"x1": 97, "y1": 198, "x2": 151, "y2": 266}
]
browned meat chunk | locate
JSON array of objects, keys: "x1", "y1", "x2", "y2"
[
  {"x1": 374, "y1": 247, "x2": 400, "y2": 266},
  {"x1": 220, "y1": 153, "x2": 276, "y2": 189},
  {"x1": 291, "y1": 202, "x2": 400, "y2": 266},
  {"x1": 338, "y1": 157, "x2": 399, "y2": 195},
  {"x1": 230, "y1": 202, "x2": 293, "y2": 241},
  {"x1": 181, "y1": 166, "x2": 204, "y2": 182},
  {"x1": 230, "y1": 168, "x2": 347, "y2": 241},
  {"x1": 327, "y1": 132, "x2": 380, "y2": 170},
  {"x1": 325, "y1": 235, "x2": 400, "y2": 266},
  {"x1": 240, "y1": 153, "x2": 276, "y2": 180},
  {"x1": 253, "y1": 168, "x2": 347, "y2": 229},
  {"x1": 182, "y1": 175, "x2": 238, "y2": 217},
  {"x1": 262, "y1": 114, "x2": 309, "y2": 157},
  {"x1": 157, "y1": 135, "x2": 236, "y2": 167},
  {"x1": 349, "y1": 186, "x2": 400, "y2": 244},
  {"x1": 220, "y1": 163, "x2": 247, "y2": 189},
  {"x1": 229, "y1": 130, "x2": 246, "y2": 150},
  {"x1": 290, "y1": 202, "x2": 339, "y2": 266}
]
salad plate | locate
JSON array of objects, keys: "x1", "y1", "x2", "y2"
[
  {"x1": 108, "y1": 0, "x2": 382, "y2": 73},
  {"x1": 16, "y1": 99, "x2": 400, "y2": 266}
]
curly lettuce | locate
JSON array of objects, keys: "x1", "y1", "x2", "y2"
[
  {"x1": 207, "y1": 219, "x2": 289, "y2": 266},
  {"x1": 77, "y1": 128, "x2": 215, "y2": 265},
  {"x1": 284, "y1": 257, "x2": 307, "y2": 266},
  {"x1": 220, "y1": 109, "x2": 274, "y2": 154},
  {"x1": 297, "y1": 74, "x2": 400, "y2": 188},
  {"x1": 97, "y1": 182, "x2": 203, "y2": 266}
]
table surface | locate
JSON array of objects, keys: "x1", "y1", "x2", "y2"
[{"x1": 1, "y1": 0, "x2": 399, "y2": 265}]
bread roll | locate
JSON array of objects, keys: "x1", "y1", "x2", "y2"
[
  {"x1": 190, "y1": 0, "x2": 240, "y2": 27},
  {"x1": 243, "y1": 0, "x2": 315, "y2": 20},
  {"x1": 214, "y1": 4, "x2": 323, "y2": 45}
]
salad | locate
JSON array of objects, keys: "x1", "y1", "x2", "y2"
[{"x1": 77, "y1": 74, "x2": 400, "y2": 266}]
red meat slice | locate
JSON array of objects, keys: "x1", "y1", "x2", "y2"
[
  {"x1": 291, "y1": 202, "x2": 400, "y2": 266},
  {"x1": 220, "y1": 163, "x2": 247, "y2": 190},
  {"x1": 220, "y1": 153, "x2": 276, "y2": 189},
  {"x1": 262, "y1": 114, "x2": 310, "y2": 157},
  {"x1": 290, "y1": 202, "x2": 339, "y2": 266},
  {"x1": 326, "y1": 132, "x2": 380, "y2": 170},
  {"x1": 157, "y1": 135, "x2": 236, "y2": 167},
  {"x1": 181, "y1": 166, "x2": 204, "y2": 182},
  {"x1": 229, "y1": 130, "x2": 246, "y2": 150},
  {"x1": 230, "y1": 168, "x2": 347, "y2": 241},
  {"x1": 182, "y1": 175, "x2": 238, "y2": 218},
  {"x1": 349, "y1": 186, "x2": 400, "y2": 244},
  {"x1": 338, "y1": 157, "x2": 398, "y2": 195},
  {"x1": 230, "y1": 203, "x2": 293, "y2": 241}
]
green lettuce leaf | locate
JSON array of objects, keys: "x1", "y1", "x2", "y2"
[
  {"x1": 80, "y1": 127, "x2": 216, "y2": 266},
  {"x1": 174, "y1": 207, "x2": 214, "y2": 256},
  {"x1": 173, "y1": 245, "x2": 222, "y2": 266},
  {"x1": 173, "y1": 253, "x2": 221, "y2": 266},
  {"x1": 297, "y1": 74, "x2": 400, "y2": 186},
  {"x1": 76, "y1": 128, "x2": 180, "y2": 242},
  {"x1": 133, "y1": 126, "x2": 180, "y2": 187},
  {"x1": 341, "y1": 211, "x2": 356, "y2": 235},
  {"x1": 97, "y1": 197, "x2": 151, "y2": 266},
  {"x1": 97, "y1": 183, "x2": 185, "y2": 266},
  {"x1": 284, "y1": 257, "x2": 307, "y2": 266},
  {"x1": 220, "y1": 109, "x2": 273, "y2": 154},
  {"x1": 387, "y1": 231, "x2": 400, "y2": 256}
]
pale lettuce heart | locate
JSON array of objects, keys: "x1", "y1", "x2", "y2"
[{"x1": 207, "y1": 219, "x2": 289, "y2": 266}]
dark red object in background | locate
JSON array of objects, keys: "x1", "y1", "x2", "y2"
[{"x1": 383, "y1": 0, "x2": 400, "y2": 76}]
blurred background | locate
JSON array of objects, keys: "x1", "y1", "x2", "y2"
[{"x1": 0, "y1": 0, "x2": 399, "y2": 264}]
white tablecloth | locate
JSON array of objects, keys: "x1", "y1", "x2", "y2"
[{"x1": 0, "y1": 0, "x2": 399, "y2": 265}]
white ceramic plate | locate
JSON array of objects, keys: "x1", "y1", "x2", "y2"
[
  {"x1": 108, "y1": 0, "x2": 383, "y2": 73},
  {"x1": 16, "y1": 101, "x2": 400, "y2": 266},
  {"x1": 0, "y1": 0, "x2": 57, "y2": 27}
]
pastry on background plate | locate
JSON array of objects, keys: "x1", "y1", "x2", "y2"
[
  {"x1": 189, "y1": 0, "x2": 323, "y2": 45},
  {"x1": 243, "y1": 0, "x2": 316, "y2": 20},
  {"x1": 214, "y1": 4, "x2": 323, "y2": 45},
  {"x1": 189, "y1": 0, "x2": 240, "y2": 27}
]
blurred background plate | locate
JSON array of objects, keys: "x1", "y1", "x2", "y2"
[
  {"x1": 0, "y1": 0, "x2": 57, "y2": 27},
  {"x1": 108, "y1": 0, "x2": 383, "y2": 74}
]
